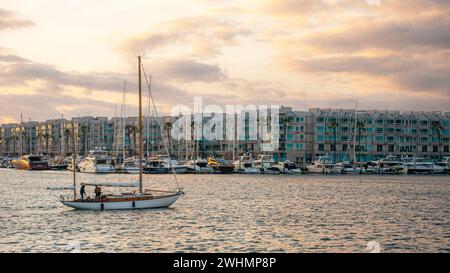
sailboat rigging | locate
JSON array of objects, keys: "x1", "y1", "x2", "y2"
[{"x1": 58, "y1": 56, "x2": 183, "y2": 210}]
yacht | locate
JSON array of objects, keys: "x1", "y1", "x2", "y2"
[
  {"x1": 156, "y1": 155, "x2": 188, "y2": 174},
  {"x1": 207, "y1": 157, "x2": 235, "y2": 174},
  {"x1": 306, "y1": 156, "x2": 340, "y2": 174},
  {"x1": 186, "y1": 158, "x2": 214, "y2": 174},
  {"x1": 400, "y1": 157, "x2": 445, "y2": 174},
  {"x1": 78, "y1": 150, "x2": 115, "y2": 173},
  {"x1": 436, "y1": 157, "x2": 450, "y2": 173},
  {"x1": 144, "y1": 157, "x2": 168, "y2": 174},
  {"x1": 253, "y1": 155, "x2": 281, "y2": 174},
  {"x1": 374, "y1": 155, "x2": 405, "y2": 174},
  {"x1": 280, "y1": 160, "x2": 302, "y2": 174},
  {"x1": 233, "y1": 155, "x2": 261, "y2": 174},
  {"x1": 335, "y1": 162, "x2": 354, "y2": 174},
  {"x1": 50, "y1": 156, "x2": 70, "y2": 170},
  {"x1": 120, "y1": 157, "x2": 141, "y2": 174},
  {"x1": 1, "y1": 157, "x2": 14, "y2": 168},
  {"x1": 11, "y1": 155, "x2": 50, "y2": 170}
]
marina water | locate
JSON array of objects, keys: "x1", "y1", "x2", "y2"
[{"x1": 0, "y1": 169, "x2": 449, "y2": 253}]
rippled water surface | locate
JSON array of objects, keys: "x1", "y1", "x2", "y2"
[{"x1": 0, "y1": 169, "x2": 449, "y2": 253}]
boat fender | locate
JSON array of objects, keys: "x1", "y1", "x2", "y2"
[
  {"x1": 101, "y1": 203, "x2": 104, "y2": 211},
  {"x1": 132, "y1": 201, "x2": 136, "y2": 208}
]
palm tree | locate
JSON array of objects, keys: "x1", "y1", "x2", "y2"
[
  {"x1": 64, "y1": 129, "x2": 71, "y2": 156},
  {"x1": 356, "y1": 121, "x2": 365, "y2": 162},
  {"x1": 280, "y1": 116, "x2": 289, "y2": 161},
  {"x1": 11, "y1": 134, "x2": 17, "y2": 156},
  {"x1": 328, "y1": 121, "x2": 339, "y2": 163},
  {"x1": 125, "y1": 125, "x2": 138, "y2": 157},
  {"x1": 163, "y1": 121, "x2": 173, "y2": 158},
  {"x1": 431, "y1": 120, "x2": 444, "y2": 160},
  {"x1": 44, "y1": 133, "x2": 50, "y2": 156},
  {"x1": 191, "y1": 120, "x2": 196, "y2": 159},
  {"x1": 36, "y1": 132, "x2": 43, "y2": 154}
]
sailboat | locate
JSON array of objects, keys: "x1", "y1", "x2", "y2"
[{"x1": 60, "y1": 56, "x2": 183, "y2": 210}]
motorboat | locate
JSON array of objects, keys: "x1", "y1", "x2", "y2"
[
  {"x1": 253, "y1": 155, "x2": 281, "y2": 174},
  {"x1": 78, "y1": 149, "x2": 115, "y2": 173},
  {"x1": 436, "y1": 157, "x2": 450, "y2": 173},
  {"x1": 373, "y1": 155, "x2": 405, "y2": 174},
  {"x1": 155, "y1": 155, "x2": 188, "y2": 174},
  {"x1": 50, "y1": 156, "x2": 70, "y2": 170},
  {"x1": 280, "y1": 160, "x2": 302, "y2": 174},
  {"x1": 11, "y1": 155, "x2": 50, "y2": 170},
  {"x1": 233, "y1": 155, "x2": 261, "y2": 174},
  {"x1": 120, "y1": 157, "x2": 141, "y2": 174},
  {"x1": 207, "y1": 157, "x2": 235, "y2": 174},
  {"x1": 306, "y1": 156, "x2": 341, "y2": 174},
  {"x1": 186, "y1": 158, "x2": 214, "y2": 174},
  {"x1": 400, "y1": 157, "x2": 445, "y2": 174},
  {"x1": 144, "y1": 157, "x2": 168, "y2": 174},
  {"x1": 335, "y1": 161, "x2": 365, "y2": 174}
]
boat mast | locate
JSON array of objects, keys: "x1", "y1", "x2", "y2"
[
  {"x1": 146, "y1": 76, "x2": 152, "y2": 159},
  {"x1": 28, "y1": 118, "x2": 32, "y2": 154},
  {"x1": 61, "y1": 114, "x2": 65, "y2": 159},
  {"x1": 20, "y1": 113, "x2": 23, "y2": 156},
  {"x1": 121, "y1": 80, "x2": 126, "y2": 162},
  {"x1": 353, "y1": 101, "x2": 358, "y2": 162},
  {"x1": 138, "y1": 56, "x2": 143, "y2": 194},
  {"x1": 71, "y1": 121, "x2": 77, "y2": 200}
]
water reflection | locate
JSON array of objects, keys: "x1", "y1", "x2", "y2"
[{"x1": 0, "y1": 169, "x2": 449, "y2": 253}]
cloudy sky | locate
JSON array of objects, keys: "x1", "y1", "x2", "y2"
[{"x1": 1, "y1": 0, "x2": 449, "y2": 124}]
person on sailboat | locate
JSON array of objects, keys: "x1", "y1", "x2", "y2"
[
  {"x1": 94, "y1": 186, "x2": 102, "y2": 200},
  {"x1": 80, "y1": 184, "x2": 86, "y2": 200}
]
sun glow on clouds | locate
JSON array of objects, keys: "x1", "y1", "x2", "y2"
[{"x1": 1, "y1": 0, "x2": 450, "y2": 124}]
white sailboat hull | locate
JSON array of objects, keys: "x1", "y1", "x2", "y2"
[{"x1": 61, "y1": 194, "x2": 181, "y2": 210}]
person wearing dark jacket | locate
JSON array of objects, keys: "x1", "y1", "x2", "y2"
[
  {"x1": 80, "y1": 184, "x2": 86, "y2": 200},
  {"x1": 94, "y1": 186, "x2": 102, "y2": 200}
]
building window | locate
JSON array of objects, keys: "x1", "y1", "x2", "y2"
[
  {"x1": 444, "y1": 146, "x2": 449, "y2": 153},
  {"x1": 388, "y1": 145, "x2": 395, "y2": 152},
  {"x1": 433, "y1": 146, "x2": 439, "y2": 153},
  {"x1": 377, "y1": 145, "x2": 383, "y2": 152},
  {"x1": 318, "y1": 144, "x2": 325, "y2": 151},
  {"x1": 342, "y1": 144, "x2": 348, "y2": 152},
  {"x1": 422, "y1": 146, "x2": 428, "y2": 153},
  {"x1": 330, "y1": 144, "x2": 336, "y2": 151}
]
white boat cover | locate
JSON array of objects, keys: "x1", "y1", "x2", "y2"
[
  {"x1": 47, "y1": 186, "x2": 76, "y2": 190},
  {"x1": 81, "y1": 181, "x2": 140, "y2": 188}
]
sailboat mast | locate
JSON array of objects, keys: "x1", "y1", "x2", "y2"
[
  {"x1": 138, "y1": 56, "x2": 143, "y2": 194},
  {"x1": 71, "y1": 121, "x2": 77, "y2": 200},
  {"x1": 61, "y1": 114, "x2": 65, "y2": 158},
  {"x1": 20, "y1": 113, "x2": 23, "y2": 156},
  {"x1": 353, "y1": 101, "x2": 358, "y2": 162}
]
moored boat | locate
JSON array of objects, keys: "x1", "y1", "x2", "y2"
[
  {"x1": 208, "y1": 157, "x2": 235, "y2": 174},
  {"x1": 280, "y1": 160, "x2": 302, "y2": 174},
  {"x1": 233, "y1": 155, "x2": 261, "y2": 174},
  {"x1": 78, "y1": 149, "x2": 115, "y2": 173},
  {"x1": 306, "y1": 156, "x2": 340, "y2": 174},
  {"x1": 144, "y1": 157, "x2": 168, "y2": 174},
  {"x1": 253, "y1": 155, "x2": 281, "y2": 174},
  {"x1": 400, "y1": 157, "x2": 445, "y2": 174},
  {"x1": 11, "y1": 155, "x2": 50, "y2": 170},
  {"x1": 186, "y1": 158, "x2": 213, "y2": 174}
]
